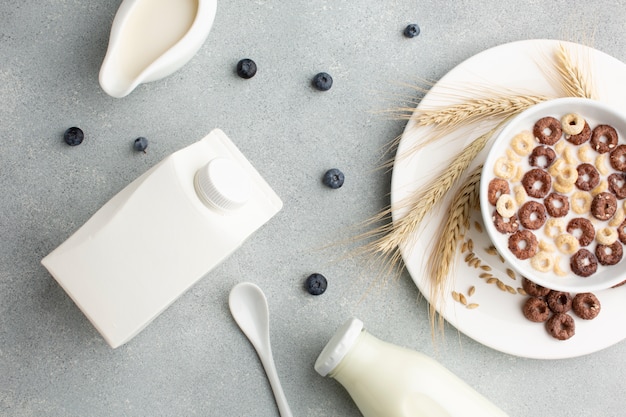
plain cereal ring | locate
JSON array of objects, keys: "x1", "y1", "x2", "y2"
[
  {"x1": 572, "y1": 293, "x2": 601, "y2": 320},
  {"x1": 596, "y1": 227, "x2": 618, "y2": 245},
  {"x1": 553, "y1": 180, "x2": 574, "y2": 194},
  {"x1": 575, "y1": 163, "x2": 600, "y2": 191},
  {"x1": 545, "y1": 218, "x2": 566, "y2": 238},
  {"x1": 555, "y1": 165, "x2": 578, "y2": 185},
  {"x1": 610, "y1": 144, "x2": 626, "y2": 171},
  {"x1": 570, "y1": 248, "x2": 598, "y2": 277},
  {"x1": 511, "y1": 165, "x2": 524, "y2": 182},
  {"x1": 553, "y1": 256, "x2": 568, "y2": 276},
  {"x1": 546, "y1": 313, "x2": 575, "y2": 340},
  {"x1": 539, "y1": 239, "x2": 556, "y2": 253},
  {"x1": 555, "y1": 233, "x2": 580, "y2": 255},
  {"x1": 591, "y1": 192, "x2": 617, "y2": 220},
  {"x1": 518, "y1": 201, "x2": 547, "y2": 230},
  {"x1": 492, "y1": 210, "x2": 520, "y2": 234},
  {"x1": 563, "y1": 146, "x2": 578, "y2": 165},
  {"x1": 566, "y1": 121, "x2": 591, "y2": 145},
  {"x1": 544, "y1": 193, "x2": 569, "y2": 217},
  {"x1": 522, "y1": 168, "x2": 552, "y2": 198},
  {"x1": 514, "y1": 185, "x2": 528, "y2": 206},
  {"x1": 548, "y1": 158, "x2": 565, "y2": 176},
  {"x1": 508, "y1": 230, "x2": 538, "y2": 260},
  {"x1": 608, "y1": 173, "x2": 626, "y2": 199},
  {"x1": 595, "y1": 154, "x2": 610, "y2": 176},
  {"x1": 591, "y1": 179, "x2": 609, "y2": 196},
  {"x1": 511, "y1": 130, "x2": 535, "y2": 156},
  {"x1": 493, "y1": 157, "x2": 516, "y2": 179},
  {"x1": 590, "y1": 124, "x2": 618, "y2": 153},
  {"x1": 534, "y1": 116, "x2": 562, "y2": 145},
  {"x1": 609, "y1": 208, "x2": 626, "y2": 227},
  {"x1": 578, "y1": 143, "x2": 594, "y2": 162},
  {"x1": 496, "y1": 194, "x2": 517, "y2": 218},
  {"x1": 561, "y1": 113, "x2": 585, "y2": 135},
  {"x1": 570, "y1": 191, "x2": 593, "y2": 214},
  {"x1": 546, "y1": 291, "x2": 573, "y2": 313},
  {"x1": 595, "y1": 241, "x2": 623, "y2": 266},
  {"x1": 566, "y1": 217, "x2": 595, "y2": 247},
  {"x1": 488, "y1": 178, "x2": 510, "y2": 205},
  {"x1": 555, "y1": 140, "x2": 567, "y2": 155},
  {"x1": 530, "y1": 251, "x2": 554, "y2": 272},
  {"x1": 529, "y1": 145, "x2": 556, "y2": 169},
  {"x1": 522, "y1": 277, "x2": 551, "y2": 297},
  {"x1": 522, "y1": 297, "x2": 551, "y2": 323}
]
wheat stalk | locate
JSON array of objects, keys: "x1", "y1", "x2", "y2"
[
  {"x1": 427, "y1": 164, "x2": 482, "y2": 335},
  {"x1": 553, "y1": 42, "x2": 596, "y2": 99},
  {"x1": 413, "y1": 94, "x2": 549, "y2": 129}
]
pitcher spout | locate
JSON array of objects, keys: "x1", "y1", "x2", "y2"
[{"x1": 98, "y1": 0, "x2": 217, "y2": 98}]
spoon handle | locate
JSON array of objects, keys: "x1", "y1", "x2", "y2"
[{"x1": 257, "y1": 346, "x2": 293, "y2": 417}]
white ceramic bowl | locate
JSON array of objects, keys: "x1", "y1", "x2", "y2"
[{"x1": 480, "y1": 97, "x2": 626, "y2": 293}]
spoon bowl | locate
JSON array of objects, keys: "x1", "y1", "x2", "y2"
[{"x1": 229, "y1": 282, "x2": 293, "y2": 417}]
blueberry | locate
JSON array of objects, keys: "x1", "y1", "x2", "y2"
[
  {"x1": 133, "y1": 136, "x2": 148, "y2": 152},
  {"x1": 305, "y1": 273, "x2": 328, "y2": 295},
  {"x1": 322, "y1": 168, "x2": 344, "y2": 189},
  {"x1": 63, "y1": 127, "x2": 84, "y2": 146},
  {"x1": 312, "y1": 72, "x2": 333, "y2": 91},
  {"x1": 236, "y1": 58, "x2": 257, "y2": 79},
  {"x1": 403, "y1": 23, "x2": 420, "y2": 38}
]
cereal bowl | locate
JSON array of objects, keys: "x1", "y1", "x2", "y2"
[{"x1": 480, "y1": 97, "x2": 626, "y2": 293}]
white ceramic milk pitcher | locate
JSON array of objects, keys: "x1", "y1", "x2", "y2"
[{"x1": 99, "y1": 0, "x2": 217, "y2": 98}]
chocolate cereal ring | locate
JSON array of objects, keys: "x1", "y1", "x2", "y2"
[
  {"x1": 492, "y1": 210, "x2": 520, "y2": 234},
  {"x1": 608, "y1": 173, "x2": 626, "y2": 199},
  {"x1": 575, "y1": 163, "x2": 600, "y2": 191},
  {"x1": 522, "y1": 277, "x2": 551, "y2": 297},
  {"x1": 546, "y1": 313, "x2": 575, "y2": 340},
  {"x1": 544, "y1": 193, "x2": 569, "y2": 217},
  {"x1": 518, "y1": 201, "x2": 547, "y2": 230},
  {"x1": 561, "y1": 113, "x2": 585, "y2": 135},
  {"x1": 534, "y1": 116, "x2": 562, "y2": 145},
  {"x1": 522, "y1": 297, "x2": 551, "y2": 323},
  {"x1": 572, "y1": 293, "x2": 601, "y2": 320},
  {"x1": 591, "y1": 192, "x2": 617, "y2": 220},
  {"x1": 618, "y1": 218, "x2": 626, "y2": 244},
  {"x1": 566, "y1": 121, "x2": 591, "y2": 145},
  {"x1": 547, "y1": 291, "x2": 573, "y2": 313},
  {"x1": 566, "y1": 218, "x2": 595, "y2": 247},
  {"x1": 595, "y1": 241, "x2": 623, "y2": 266},
  {"x1": 511, "y1": 130, "x2": 535, "y2": 156},
  {"x1": 522, "y1": 168, "x2": 552, "y2": 198},
  {"x1": 610, "y1": 144, "x2": 626, "y2": 171},
  {"x1": 508, "y1": 230, "x2": 538, "y2": 260},
  {"x1": 570, "y1": 248, "x2": 598, "y2": 277},
  {"x1": 590, "y1": 124, "x2": 618, "y2": 153},
  {"x1": 529, "y1": 145, "x2": 556, "y2": 169},
  {"x1": 488, "y1": 178, "x2": 510, "y2": 206}
]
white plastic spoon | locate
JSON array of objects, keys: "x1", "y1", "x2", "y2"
[{"x1": 229, "y1": 282, "x2": 293, "y2": 417}]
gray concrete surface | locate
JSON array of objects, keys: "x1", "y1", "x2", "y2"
[{"x1": 2, "y1": 1, "x2": 626, "y2": 416}]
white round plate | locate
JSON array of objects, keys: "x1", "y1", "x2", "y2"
[{"x1": 391, "y1": 39, "x2": 626, "y2": 359}]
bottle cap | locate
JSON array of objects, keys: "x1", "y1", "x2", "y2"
[
  {"x1": 314, "y1": 317, "x2": 364, "y2": 377},
  {"x1": 195, "y1": 157, "x2": 251, "y2": 211}
]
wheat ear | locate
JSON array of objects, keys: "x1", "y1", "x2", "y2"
[
  {"x1": 554, "y1": 42, "x2": 595, "y2": 99},
  {"x1": 427, "y1": 164, "x2": 482, "y2": 335}
]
